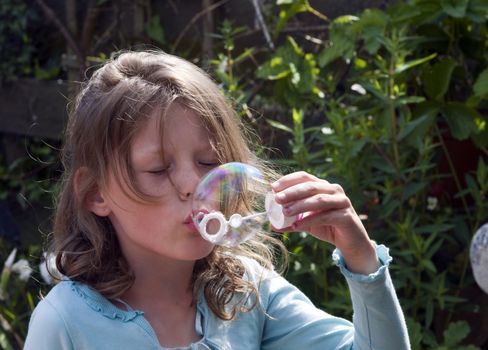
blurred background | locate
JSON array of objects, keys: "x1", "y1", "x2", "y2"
[{"x1": 0, "y1": 0, "x2": 487, "y2": 349}]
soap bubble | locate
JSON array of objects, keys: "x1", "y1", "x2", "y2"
[
  {"x1": 192, "y1": 163, "x2": 270, "y2": 247},
  {"x1": 470, "y1": 223, "x2": 488, "y2": 294},
  {"x1": 192, "y1": 162, "x2": 300, "y2": 247}
]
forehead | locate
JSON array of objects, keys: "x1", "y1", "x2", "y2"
[{"x1": 130, "y1": 103, "x2": 213, "y2": 160}]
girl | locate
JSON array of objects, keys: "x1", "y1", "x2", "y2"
[{"x1": 25, "y1": 51, "x2": 410, "y2": 349}]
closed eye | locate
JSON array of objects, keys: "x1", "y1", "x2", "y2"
[
  {"x1": 199, "y1": 161, "x2": 219, "y2": 167},
  {"x1": 146, "y1": 168, "x2": 168, "y2": 175}
]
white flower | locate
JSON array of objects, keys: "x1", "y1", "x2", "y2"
[
  {"x1": 11, "y1": 259, "x2": 32, "y2": 281},
  {"x1": 351, "y1": 83, "x2": 367, "y2": 95},
  {"x1": 427, "y1": 196, "x2": 438, "y2": 211},
  {"x1": 4, "y1": 248, "x2": 17, "y2": 269},
  {"x1": 321, "y1": 127, "x2": 334, "y2": 135}
]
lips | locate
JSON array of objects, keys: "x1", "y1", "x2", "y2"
[{"x1": 184, "y1": 213, "x2": 200, "y2": 233}]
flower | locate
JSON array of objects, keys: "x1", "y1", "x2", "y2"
[
  {"x1": 427, "y1": 196, "x2": 438, "y2": 211},
  {"x1": 4, "y1": 248, "x2": 17, "y2": 269},
  {"x1": 11, "y1": 259, "x2": 32, "y2": 281},
  {"x1": 3, "y1": 248, "x2": 32, "y2": 280},
  {"x1": 1, "y1": 248, "x2": 32, "y2": 300},
  {"x1": 351, "y1": 83, "x2": 366, "y2": 95},
  {"x1": 321, "y1": 127, "x2": 334, "y2": 135}
]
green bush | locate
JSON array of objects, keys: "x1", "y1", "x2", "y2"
[{"x1": 249, "y1": 1, "x2": 487, "y2": 349}]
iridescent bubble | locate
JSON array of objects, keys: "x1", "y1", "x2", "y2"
[
  {"x1": 192, "y1": 162, "x2": 298, "y2": 247},
  {"x1": 470, "y1": 222, "x2": 488, "y2": 294}
]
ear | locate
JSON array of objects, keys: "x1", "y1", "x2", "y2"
[{"x1": 74, "y1": 167, "x2": 111, "y2": 217}]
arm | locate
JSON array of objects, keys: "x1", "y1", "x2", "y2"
[
  {"x1": 267, "y1": 171, "x2": 410, "y2": 349},
  {"x1": 334, "y1": 244, "x2": 410, "y2": 349},
  {"x1": 24, "y1": 298, "x2": 74, "y2": 350},
  {"x1": 260, "y1": 244, "x2": 409, "y2": 350}
]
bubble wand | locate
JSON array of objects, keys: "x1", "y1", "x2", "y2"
[{"x1": 192, "y1": 163, "x2": 299, "y2": 247}]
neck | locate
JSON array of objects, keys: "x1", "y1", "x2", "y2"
[{"x1": 122, "y1": 254, "x2": 197, "y2": 309}]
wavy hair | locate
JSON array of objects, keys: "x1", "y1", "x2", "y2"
[{"x1": 50, "y1": 50, "x2": 287, "y2": 320}]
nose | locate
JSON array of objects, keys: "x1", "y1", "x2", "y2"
[{"x1": 169, "y1": 164, "x2": 201, "y2": 201}]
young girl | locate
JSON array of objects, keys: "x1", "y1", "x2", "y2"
[{"x1": 25, "y1": 51, "x2": 410, "y2": 349}]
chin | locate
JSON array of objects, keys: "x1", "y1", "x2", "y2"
[{"x1": 184, "y1": 240, "x2": 215, "y2": 261}]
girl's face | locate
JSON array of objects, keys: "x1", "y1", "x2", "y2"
[{"x1": 100, "y1": 103, "x2": 218, "y2": 265}]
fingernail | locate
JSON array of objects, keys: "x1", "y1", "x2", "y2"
[
  {"x1": 275, "y1": 192, "x2": 285, "y2": 201},
  {"x1": 271, "y1": 181, "x2": 279, "y2": 190},
  {"x1": 283, "y1": 206, "x2": 293, "y2": 215}
]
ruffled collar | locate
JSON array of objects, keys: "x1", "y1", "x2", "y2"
[{"x1": 70, "y1": 281, "x2": 144, "y2": 322}]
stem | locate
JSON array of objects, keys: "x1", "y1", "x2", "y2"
[
  {"x1": 434, "y1": 124, "x2": 473, "y2": 225},
  {"x1": 251, "y1": 0, "x2": 275, "y2": 50},
  {"x1": 413, "y1": 263, "x2": 422, "y2": 320},
  {"x1": 34, "y1": 0, "x2": 85, "y2": 74},
  {"x1": 388, "y1": 56, "x2": 404, "y2": 219},
  {"x1": 435, "y1": 124, "x2": 476, "y2": 327},
  {"x1": 388, "y1": 71, "x2": 400, "y2": 171},
  {"x1": 306, "y1": 5, "x2": 329, "y2": 22},
  {"x1": 172, "y1": 0, "x2": 229, "y2": 53}
]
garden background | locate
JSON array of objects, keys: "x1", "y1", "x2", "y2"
[{"x1": 0, "y1": 0, "x2": 487, "y2": 349}]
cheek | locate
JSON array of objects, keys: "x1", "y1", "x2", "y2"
[{"x1": 136, "y1": 174, "x2": 174, "y2": 198}]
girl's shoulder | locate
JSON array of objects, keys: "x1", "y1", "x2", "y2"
[
  {"x1": 30, "y1": 280, "x2": 96, "y2": 325},
  {"x1": 35, "y1": 280, "x2": 142, "y2": 324}
]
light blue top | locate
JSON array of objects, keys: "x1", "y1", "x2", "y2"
[{"x1": 24, "y1": 245, "x2": 410, "y2": 349}]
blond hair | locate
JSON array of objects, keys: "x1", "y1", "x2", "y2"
[{"x1": 51, "y1": 50, "x2": 286, "y2": 320}]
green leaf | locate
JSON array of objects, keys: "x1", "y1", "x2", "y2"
[
  {"x1": 275, "y1": 0, "x2": 310, "y2": 37},
  {"x1": 466, "y1": 0, "x2": 488, "y2": 23},
  {"x1": 234, "y1": 48, "x2": 255, "y2": 64},
  {"x1": 441, "y1": 103, "x2": 480, "y2": 140},
  {"x1": 145, "y1": 15, "x2": 165, "y2": 45},
  {"x1": 440, "y1": 0, "x2": 469, "y2": 18},
  {"x1": 402, "y1": 182, "x2": 428, "y2": 200},
  {"x1": 423, "y1": 58, "x2": 457, "y2": 100},
  {"x1": 0, "y1": 332, "x2": 14, "y2": 350},
  {"x1": 443, "y1": 321, "x2": 470, "y2": 346},
  {"x1": 405, "y1": 318, "x2": 423, "y2": 349},
  {"x1": 473, "y1": 68, "x2": 488, "y2": 98},
  {"x1": 395, "y1": 53, "x2": 437, "y2": 74},
  {"x1": 397, "y1": 112, "x2": 436, "y2": 142},
  {"x1": 421, "y1": 259, "x2": 437, "y2": 273},
  {"x1": 318, "y1": 33, "x2": 355, "y2": 67},
  {"x1": 395, "y1": 96, "x2": 426, "y2": 105},
  {"x1": 333, "y1": 15, "x2": 359, "y2": 25},
  {"x1": 266, "y1": 119, "x2": 293, "y2": 133}
]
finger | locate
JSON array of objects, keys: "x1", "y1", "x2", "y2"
[
  {"x1": 282, "y1": 193, "x2": 351, "y2": 217},
  {"x1": 292, "y1": 209, "x2": 349, "y2": 231},
  {"x1": 274, "y1": 181, "x2": 344, "y2": 205},
  {"x1": 271, "y1": 171, "x2": 323, "y2": 192}
]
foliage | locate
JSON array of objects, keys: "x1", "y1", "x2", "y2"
[
  {"x1": 0, "y1": 138, "x2": 59, "y2": 207},
  {"x1": 0, "y1": 245, "x2": 49, "y2": 350},
  {"x1": 250, "y1": 0, "x2": 487, "y2": 348},
  {"x1": 0, "y1": 0, "x2": 34, "y2": 82}
]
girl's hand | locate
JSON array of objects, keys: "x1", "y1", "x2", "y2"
[{"x1": 272, "y1": 171, "x2": 379, "y2": 275}]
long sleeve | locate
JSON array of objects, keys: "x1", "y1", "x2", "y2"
[
  {"x1": 24, "y1": 298, "x2": 74, "y2": 350},
  {"x1": 260, "y1": 244, "x2": 410, "y2": 350}
]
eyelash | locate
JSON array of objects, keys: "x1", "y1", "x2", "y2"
[
  {"x1": 147, "y1": 168, "x2": 168, "y2": 176},
  {"x1": 199, "y1": 161, "x2": 218, "y2": 167},
  {"x1": 147, "y1": 161, "x2": 217, "y2": 175}
]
